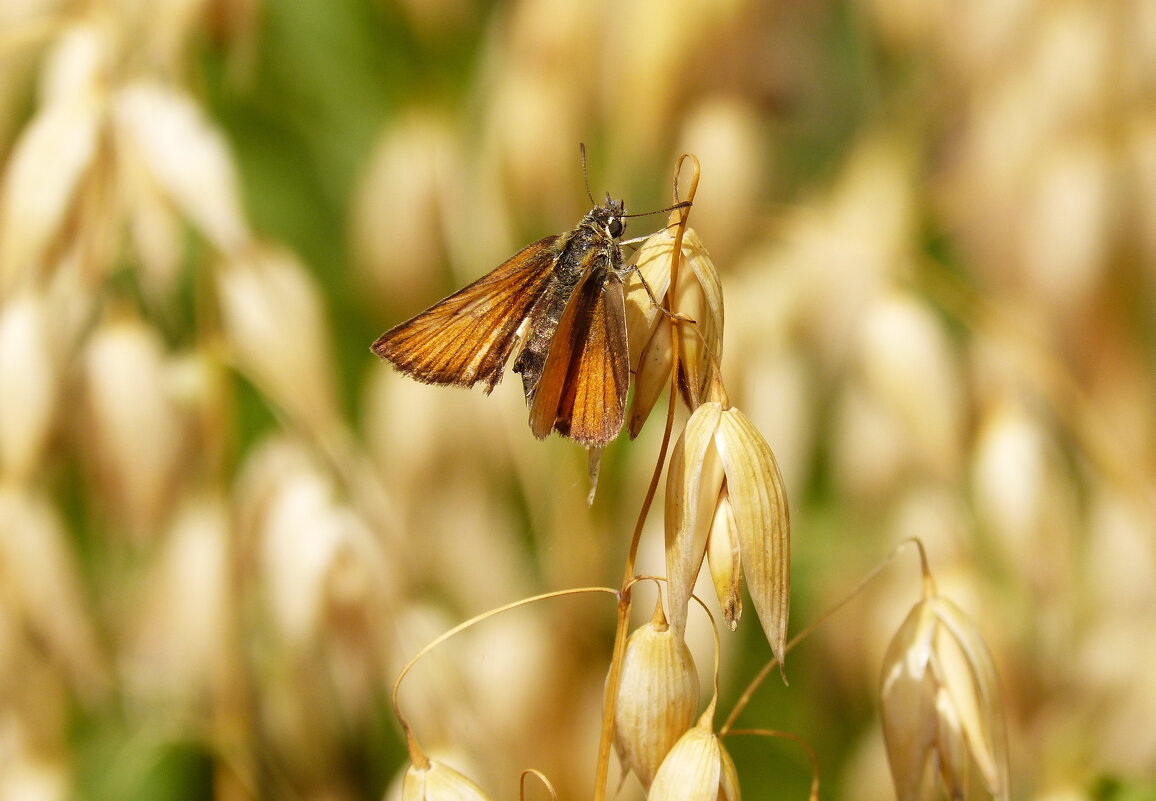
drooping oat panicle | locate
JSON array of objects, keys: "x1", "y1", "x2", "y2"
[
  {"x1": 610, "y1": 597, "x2": 699, "y2": 790},
  {"x1": 648, "y1": 711, "x2": 740, "y2": 801},
  {"x1": 879, "y1": 595, "x2": 1010, "y2": 801},
  {"x1": 624, "y1": 223, "x2": 723, "y2": 436},
  {"x1": 665, "y1": 400, "x2": 790, "y2": 668}
]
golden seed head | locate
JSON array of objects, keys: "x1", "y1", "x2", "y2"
[
  {"x1": 673, "y1": 227, "x2": 725, "y2": 406},
  {"x1": 611, "y1": 600, "x2": 700, "y2": 790},
  {"x1": 0, "y1": 78, "x2": 101, "y2": 288},
  {"x1": 82, "y1": 315, "x2": 184, "y2": 537},
  {"x1": 625, "y1": 225, "x2": 724, "y2": 437},
  {"x1": 40, "y1": 19, "x2": 110, "y2": 105},
  {"x1": 665, "y1": 402, "x2": 790, "y2": 666},
  {"x1": 713, "y1": 406, "x2": 790, "y2": 668},
  {"x1": 856, "y1": 291, "x2": 964, "y2": 479},
  {"x1": 402, "y1": 759, "x2": 493, "y2": 801},
  {"x1": 677, "y1": 97, "x2": 766, "y2": 263},
  {"x1": 647, "y1": 722, "x2": 740, "y2": 801},
  {"x1": 705, "y1": 490, "x2": 742, "y2": 631},
  {"x1": 664, "y1": 402, "x2": 726, "y2": 635},
  {"x1": 123, "y1": 495, "x2": 230, "y2": 704},
  {"x1": 0, "y1": 484, "x2": 107, "y2": 699},
  {"x1": 248, "y1": 447, "x2": 386, "y2": 650},
  {"x1": 0, "y1": 291, "x2": 58, "y2": 483},
  {"x1": 217, "y1": 246, "x2": 339, "y2": 433},
  {"x1": 113, "y1": 78, "x2": 250, "y2": 256},
  {"x1": 353, "y1": 112, "x2": 460, "y2": 312},
  {"x1": 629, "y1": 312, "x2": 674, "y2": 440},
  {"x1": 879, "y1": 596, "x2": 1009, "y2": 801}
]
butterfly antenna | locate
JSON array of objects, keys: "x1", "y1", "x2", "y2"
[
  {"x1": 622, "y1": 200, "x2": 692, "y2": 220},
  {"x1": 579, "y1": 143, "x2": 597, "y2": 207}
]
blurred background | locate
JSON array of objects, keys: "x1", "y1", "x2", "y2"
[{"x1": 1, "y1": 0, "x2": 1155, "y2": 799}]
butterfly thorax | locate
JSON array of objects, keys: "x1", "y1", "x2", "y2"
[{"x1": 512, "y1": 198, "x2": 626, "y2": 403}]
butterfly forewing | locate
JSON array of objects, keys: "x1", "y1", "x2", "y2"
[
  {"x1": 529, "y1": 267, "x2": 629, "y2": 447},
  {"x1": 371, "y1": 237, "x2": 560, "y2": 393}
]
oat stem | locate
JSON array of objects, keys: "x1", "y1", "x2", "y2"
[
  {"x1": 520, "y1": 768, "x2": 558, "y2": 801},
  {"x1": 594, "y1": 154, "x2": 700, "y2": 801},
  {"x1": 390, "y1": 586, "x2": 619, "y2": 763},
  {"x1": 722, "y1": 729, "x2": 821, "y2": 801},
  {"x1": 720, "y1": 537, "x2": 932, "y2": 735}
]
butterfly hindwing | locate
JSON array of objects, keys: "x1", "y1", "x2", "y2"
[{"x1": 529, "y1": 266, "x2": 628, "y2": 447}]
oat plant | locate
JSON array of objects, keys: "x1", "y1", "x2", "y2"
[{"x1": 386, "y1": 156, "x2": 1009, "y2": 801}]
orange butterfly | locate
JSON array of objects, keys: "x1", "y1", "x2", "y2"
[{"x1": 371, "y1": 194, "x2": 632, "y2": 447}]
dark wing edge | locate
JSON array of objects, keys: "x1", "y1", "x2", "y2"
[
  {"x1": 528, "y1": 271, "x2": 628, "y2": 447},
  {"x1": 371, "y1": 237, "x2": 559, "y2": 394}
]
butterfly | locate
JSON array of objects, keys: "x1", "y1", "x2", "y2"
[{"x1": 371, "y1": 192, "x2": 635, "y2": 448}]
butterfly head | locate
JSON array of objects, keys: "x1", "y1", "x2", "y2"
[{"x1": 592, "y1": 194, "x2": 627, "y2": 240}]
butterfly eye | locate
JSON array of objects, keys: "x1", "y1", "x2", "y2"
[{"x1": 608, "y1": 218, "x2": 623, "y2": 238}]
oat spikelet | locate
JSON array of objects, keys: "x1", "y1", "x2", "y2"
[
  {"x1": 610, "y1": 597, "x2": 699, "y2": 790},
  {"x1": 647, "y1": 712, "x2": 740, "y2": 801},
  {"x1": 0, "y1": 291, "x2": 58, "y2": 482},
  {"x1": 665, "y1": 400, "x2": 790, "y2": 668},
  {"x1": 402, "y1": 758, "x2": 493, "y2": 801},
  {"x1": 0, "y1": 21, "x2": 104, "y2": 289},
  {"x1": 217, "y1": 245, "x2": 340, "y2": 433},
  {"x1": 82, "y1": 315, "x2": 184, "y2": 538},
  {"x1": 880, "y1": 595, "x2": 1010, "y2": 801},
  {"x1": 624, "y1": 224, "x2": 723, "y2": 436}
]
